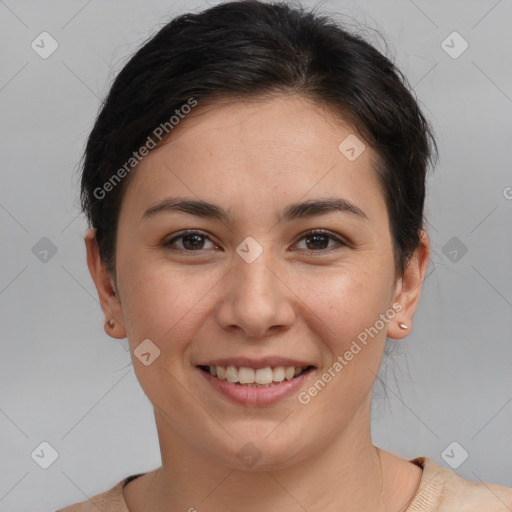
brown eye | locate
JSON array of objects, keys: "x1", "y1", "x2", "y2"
[
  {"x1": 295, "y1": 230, "x2": 345, "y2": 252},
  {"x1": 181, "y1": 234, "x2": 206, "y2": 250},
  {"x1": 164, "y1": 231, "x2": 217, "y2": 252},
  {"x1": 305, "y1": 233, "x2": 330, "y2": 250}
]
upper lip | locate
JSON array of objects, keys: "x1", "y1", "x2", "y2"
[{"x1": 196, "y1": 357, "x2": 315, "y2": 369}]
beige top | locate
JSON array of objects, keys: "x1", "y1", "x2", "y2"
[{"x1": 56, "y1": 456, "x2": 512, "y2": 511}]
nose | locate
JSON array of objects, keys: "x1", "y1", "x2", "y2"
[{"x1": 214, "y1": 249, "x2": 296, "y2": 339}]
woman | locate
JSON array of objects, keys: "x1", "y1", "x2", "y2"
[{"x1": 57, "y1": 1, "x2": 512, "y2": 510}]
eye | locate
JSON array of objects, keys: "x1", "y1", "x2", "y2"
[
  {"x1": 163, "y1": 229, "x2": 346, "y2": 254},
  {"x1": 163, "y1": 230, "x2": 218, "y2": 252},
  {"x1": 294, "y1": 229, "x2": 346, "y2": 252}
]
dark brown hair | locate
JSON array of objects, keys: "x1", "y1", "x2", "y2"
[{"x1": 80, "y1": 0, "x2": 437, "y2": 276}]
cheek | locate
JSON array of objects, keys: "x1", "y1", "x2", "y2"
[
  {"x1": 118, "y1": 262, "x2": 218, "y2": 411},
  {"x1": 296, "y1": 262, "x2": 392, "y2": 338},
  {"x1": 289, "y1": 268, "x2": 393, "y2": 434},
  {"x1": 294, "y1": 271, "x2": 391, "y2": 417},
  {"x1": 294, "y1": 263, "x2": 394, "y2": 408},
  {"x1": 118, "y1": 259, "x2": 221, "y2": 353}
]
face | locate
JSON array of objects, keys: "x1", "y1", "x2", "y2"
[{"x1": 87, "y1": 95, "x2": 428, "y2": 470}]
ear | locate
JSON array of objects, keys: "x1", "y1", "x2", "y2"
[
  {"x1": 84, "y1": 228, "x2": 127, "y2": 339},
  {"x1": 387, "y1": 230, "x2": 430, "y2": 339}
]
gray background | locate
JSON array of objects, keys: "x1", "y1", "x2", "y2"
[{"x1": 1, "y1": 0, "x2": 511, "y2": 510}]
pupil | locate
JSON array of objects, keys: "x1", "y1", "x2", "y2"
[
  {"x1": 183, "y1": 234, "x2": 204, "y2": 250},
  {"x1": 307, "y1": 234, "x2": 328, "y2": 250}
]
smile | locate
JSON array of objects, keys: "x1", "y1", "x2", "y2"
[
  {"x1": 197, "y1": 364, "x2": 316, "y2": 406},
  {"x1": 199, "y1": 364, "x2": 313, "y2": 386}
]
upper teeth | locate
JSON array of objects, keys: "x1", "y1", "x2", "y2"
[{"x1": 209, "y1": 365, "x2": 307, "y2": 384}]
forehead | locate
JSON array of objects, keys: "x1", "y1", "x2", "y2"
[{"x1": 118, "y1": 95, "x2": 387, "y2": 226}]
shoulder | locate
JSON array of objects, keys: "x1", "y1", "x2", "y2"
[
  {"x1": 409, "y1": 456, "x2": 512, "y2": 511},
  {"x1": 55, "y1": 473, "x2": 144, "y2": 512}
]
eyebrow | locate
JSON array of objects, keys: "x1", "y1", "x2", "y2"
[{"x1": 141, "y1": 197, "x2": 368, "y2": 223}]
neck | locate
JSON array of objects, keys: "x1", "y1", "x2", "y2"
[{"x1": 137, "y1": 399, "x2": 386, "y2": 512}]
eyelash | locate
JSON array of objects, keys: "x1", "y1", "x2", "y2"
[{"x1": 163, "y1": 229, "x2": 347, "y2": 254}]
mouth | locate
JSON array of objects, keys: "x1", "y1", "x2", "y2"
[{"x1": 197, "y1": 364, "x2": 315, "y2": 387}]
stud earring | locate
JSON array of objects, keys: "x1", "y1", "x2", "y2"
[
  {"x1": 398, "y1": 322, "x2": 408, "y2": 330},
  {"x1": 107, "y1": 319, "x2": 115, "y2": 328}
]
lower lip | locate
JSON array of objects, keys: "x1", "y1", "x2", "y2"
[{"x1": 197, "y1": 367, "x2": 315, "y2": 406}]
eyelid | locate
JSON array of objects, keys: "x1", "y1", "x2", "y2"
[
  {"x1": 164, "y1": 229, "x2": 219, "y2": 250},
  {"x1": 292, "y1": 228, "x2": 347, "y2": 252},
  {"x1": 163, "y1": 228, "x2": 348, "y2": 252}
]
